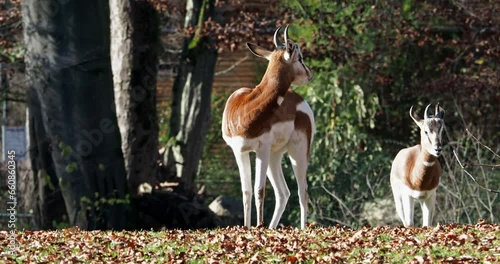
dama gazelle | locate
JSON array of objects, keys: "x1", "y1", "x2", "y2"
[
  {"x1": 390, "y1": 103, "x2": 445, "y2": 227},
  {"x1": 221, "y1": 26, "x2": 314, "y2": 229}
]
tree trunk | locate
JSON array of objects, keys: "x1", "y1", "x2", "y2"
[
  {"x1": 28, "y1": 96, "x2": 67, "y2": 229},
  {"x1": 23, "y1": 0, "x2": 129, "y2": 229},
  {"x1": 164, "y1": 0, "x2": 218, "y2": 195},
  {"x1": 110, "y1": 0, "x2": 160, "y2": 196}
]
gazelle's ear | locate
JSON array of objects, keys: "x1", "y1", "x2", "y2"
[
  {"x1": 435, "y1": 104, "x2": 445, "y2": 119},
  {"x1": 438, "y1": 107, "x2": 445, "y2": 119},
  {"x1": 246, "y1": 43, "x2": 272, "y2": 61},
  {"x1": 409, "y1": 106, "x2": 424, "y2": 128},
  {"x1": 283, "y1": 42, "x2": 296, "y2": 61}
]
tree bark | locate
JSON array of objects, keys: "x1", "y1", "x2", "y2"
[
  {"x1": 28, "y1": 95, "x2": 67, "y2": 229},
  {"x1": 23, "y1": 0, "x2": 128, "y2": 229},
  {"x1": 110, "y1": 0, "x2": 160, "y2": 196},
  {"x1": 165, "y1": 0, "x2": 218, "y2": 195}
]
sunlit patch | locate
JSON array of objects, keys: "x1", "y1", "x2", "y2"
[
  {"x1": 283, "y1": 51, "x2": 291, "y2": 61},
  {"x1": 277, "y1": 96, "x2": 284, "y2": 105}
]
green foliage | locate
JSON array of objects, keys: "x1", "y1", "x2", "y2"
[
  {"x1": 65, "y1": 162, "x2": 78, "y2": 173},
  {"x1": 41, "y1": 170, "x2": 56, "y2": 191},
  {"x1": 282, "y1": 0, "x2": 394, "y2": 227},
  {"x1": 0, "y1": 43, "x2": 24, "y2": 63},
  {"x1": 188, "y1": 0, "x2": 209, "y2": 49},
  {"x1": 58, "y1": 141, "x2": 73, "y2": 159},
  {"x1": 157, "y1": 101, "x2": 171, "y2": 146},
  {"x1": 52, "y1": 215, "x2": 70, "y2": 230},
  {"x1": 77, "y1": 192, "x2": 131, "y2": 229}
]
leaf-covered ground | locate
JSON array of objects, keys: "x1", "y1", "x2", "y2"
[{"x1": 1, "y1": 222, "x2": 499, "y2": 263}]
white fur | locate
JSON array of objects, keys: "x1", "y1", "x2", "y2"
[
  {"x1": 223, "y1": 106, "x2": 314, "y2": 229},
  {"x1": 422, "y1": 160, "x2": 435, "y2": 167},
  {"x1": 277, "y1": 96, "x2": 284, "y2": 106},
  {"x1": 292, "y1": 63, "x2": 310, "y2": 85},
  {"x1": 224, "y1": 121, "x2": 294, "y2": 154},
  {"x1": 284, "y1": 51, "x2": 291, "y2": 61},
  {"x1": 391, "y1": 178, "x2": 437, "y2": 227},
  {"x1": 297, "y1": 101, "x2": 315, "y2": 136}
]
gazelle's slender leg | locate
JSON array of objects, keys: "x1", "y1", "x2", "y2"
[
  {"x1": 391, "y1": 187, "x2": 406, "y2": 226},
  {"x1": 233, "y1": 151, "x2": 252, "y2": 227},
  {"x1": 288, "y1": 133, "x2": 309, "y2": 229},
  {"x1": 401, "y1": 195, "x2": 414, "y2": 227},
  {"x1": 267, "y1": 151, "x2": 290, "y2": 229},
  {"x1": 429, "y1": 191, "x2": 436, "y2": 225},
  {"x1": 255, "y1": 145, "x2": 271, "y2": 226},
  {"x1": 421, "y1": 191, "x2": 436, "y2": 227}
]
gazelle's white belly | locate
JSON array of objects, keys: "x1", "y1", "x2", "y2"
[
  {"x1": 391, "y1": 177, "x2": 437, "y2": 200},
  {"x1": 223, "y1": 120, "x2": 294, "y2": 153}
]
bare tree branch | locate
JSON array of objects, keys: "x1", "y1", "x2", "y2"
[
  {"x1": 465, "y1": 128, "x2": 500, "y2": 160},
  {"x1": 321, "y1": 184, "x2": 357, "y2": 220},
  {"x1": 214, "y1": 55, "x2": 249, "y2": 76},
  {"x1": 452, "y1": 150, "x2": 500, "y2": 194}
]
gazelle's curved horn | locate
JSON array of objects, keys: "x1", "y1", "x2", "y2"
[
  {"x1": 273, "y1": 26, "x2": 282, "y2": 48},
  {"x1": 409, "y1": 105, "x2": 418, "y2": 119},
  {"x1": 424, "y1": 104, "x2": 431, "y2": 120},
  {"x1": 284, "y1": 25, "x2": 290, "y2": 48}
]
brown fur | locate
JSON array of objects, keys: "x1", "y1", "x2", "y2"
[
  {"x1": 294, "y1": 110, "x2": 313, "y2": 156},
  {"x1": 222, "y1": 49, "x2": 312, "y2": 152},
  {"x1": 392, "y1": 145, "x2": 442, "y2": 191}
]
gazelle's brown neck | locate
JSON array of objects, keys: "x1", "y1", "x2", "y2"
[
  {"x1": 253, "y1": 54, "x2": 292, "y2": 98},
  {"x1": 408, "y1": 145, "x2": 440, "y2": 190},
  {"x1": 242, "y1": 56, "x2": 293, "y2": 121},
  {"x1": 223, "y1": 55, "x2": 295, "y2": 139}
]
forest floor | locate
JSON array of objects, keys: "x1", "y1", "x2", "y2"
[{"x1": 1, "y1": 221, "x2": 499, "y2": 263}]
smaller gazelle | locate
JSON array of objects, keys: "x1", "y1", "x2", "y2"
[
  {"x1": 390, "y1": 103, "x2": 445, "y2": 227},
  {"x1": 222, "y1": 26, "x2": 314, "y2": 229}
]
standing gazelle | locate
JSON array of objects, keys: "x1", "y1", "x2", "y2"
[
  {"x1": 390, "y1": 103, "x2": 445, "y2": 227},
  {"x1": 222, "y1": 26, "x2": 315, "y2": 229}
]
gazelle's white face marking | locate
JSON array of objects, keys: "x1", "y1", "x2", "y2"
[
  {"x1": 421, "y1": 118, "x2": 445, "y2": 157},
  {"x1": 283, "y1": 51, "x2": 291, "y2": 61},
  {"x1": 286, "y1": 42, "x2": 313, "y2": 86},
  {"x1": 410, "y1": 104, "x2": 445, "y2": 157}
]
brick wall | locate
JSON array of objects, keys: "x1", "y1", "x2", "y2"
[{"x1": 157, "y1": 48, "x2": 262, "y2": 102}]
